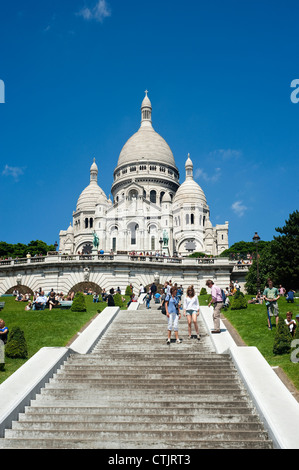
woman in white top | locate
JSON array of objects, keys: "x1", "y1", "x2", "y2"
[{"x1": 183, "y1": 285, "x2": 200, "y2": 340}]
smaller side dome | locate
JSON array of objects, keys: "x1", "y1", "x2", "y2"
[
  {"x1": 76, "y1": 159, "x2": 108, "y2": 211},
  {"x1": 67, "y1": 223, "x2": 74, "y2": 233},
  {"x1": 173, "y1": 154, "x2": 207, "y2": 206},
  {"x1": 161, "y1": 192, "x2": 172, "y2": 203}
]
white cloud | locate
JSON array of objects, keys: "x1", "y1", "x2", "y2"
[
  {"x1": 194, "y1": 167, "x2": 221, "y2": 183},
  {"x1": 2, "y1": 165, "x2": 25, "y2": 181},
  {"x1": 209, "y1": 148, "x2": 242, "y2": 160},
  {"x1": 231, "y1": 200, "x2": 247, "y2": 217},
  {"x1": 77, "y1": 0, "x2": 111, "y2": 23}
]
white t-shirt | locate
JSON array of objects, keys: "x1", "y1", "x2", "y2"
[{"x1": 183, "y1": 295, "x2": 199, "y2": 311}]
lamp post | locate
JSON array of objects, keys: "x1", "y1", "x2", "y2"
[
  {"x1": 252, "y1": 232, "x2": 261, "y2": 293},
  {"x1": 54, "y1": 241, "x2": 58, "y2": 252}
]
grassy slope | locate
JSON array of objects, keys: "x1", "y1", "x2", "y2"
[
  {"x1": 199, "y1": 294, "x2": 299, "y2": 390},
  {"x1": 0, "y1": 294, "x2": 129, "y2": 384}
]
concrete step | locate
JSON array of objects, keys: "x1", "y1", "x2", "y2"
[
  {"x1": 4, "y1": 427, "x2": 270, "y2": 443},
  {"x1": 11, "y1": 420, "x2": 266, "y2": 432},
  {"x1": 0, "y1": 437, "x2": 273, "y2": 449},
  {"x1": 27, "y1": 399, "x2": 253, "y2": 410},
  {"x1": 0, "y1": 306, "x2": 273, "y2": 449},
  {"x1": 19, "y1": 410, "x2": 261, "y2": 423}
]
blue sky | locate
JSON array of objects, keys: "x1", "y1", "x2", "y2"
[{"x1": 0, "y1": 0, "x2": 298, "y2": 248}]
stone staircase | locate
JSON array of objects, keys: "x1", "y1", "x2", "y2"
[{"x1": 0, "y1": 301, "x2": 273, "y2": 449}]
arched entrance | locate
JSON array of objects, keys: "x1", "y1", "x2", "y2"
[
  {"x1": 70, "y1": 282, "x2": 102, "y2": 295},
  {"x1": 6, "y1": 285, "x2": 34, "y2": 296}
]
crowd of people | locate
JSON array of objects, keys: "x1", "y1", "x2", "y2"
[
  {"x1": 13, "y1": 288, "x2": 75, "y2": 311},
  {"x1": 137, "y1": 280, "x2": 201, "y2": 344},
  {"x1": 1, "y1": 277, "x2": 297, "y2": 349}
]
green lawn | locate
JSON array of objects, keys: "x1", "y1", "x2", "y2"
[
  {"x1": 199, "y1": 294, "x2": 299, "y2": 390},
  {"x1": 0, "y1": 294, "x2": 129, "y2": 384}
]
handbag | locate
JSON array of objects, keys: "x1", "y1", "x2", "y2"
[{"x1": 161, "y1": 302, "x2": 166, "y2": 315}]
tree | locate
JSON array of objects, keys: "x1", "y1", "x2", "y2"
[
  {"x1": 0, "y1": 240, "x2": 55, "y2": 259},
  {"x1": 245, "y1": 242, "x2": 277, "y2": 295},
  {"x1": 270, "y1": 210, "x2": 299, "y2": 290},
  {"x1": 220, "y1": 240, "x2": 270, "y2": 258}
]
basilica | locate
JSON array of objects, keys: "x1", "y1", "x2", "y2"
[{"x1": 59, "y1": 92, "x2": 229, "y2": 257}]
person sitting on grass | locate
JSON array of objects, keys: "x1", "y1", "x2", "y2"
[
  {"x1": 285, "y1": 311, "x2": 297, "y2": 337},
  {"x1": 48, "y1": 291, "x2": 58, "y2": 311},
  {"x1": 32, "y1": 291, "x2": 48, "y2": 310},
  {"x1": 25, "y1": 301, "x2": 32, "y2": 311},
  {"x1": 286, "y1": 290, "x2": 295, "y2": 303}
]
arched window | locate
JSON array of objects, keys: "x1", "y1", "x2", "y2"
[
  {"x1": 160, "y1": 191, "x2": 165, "y2": 204},
  {"x1": 191, "y1": 214, "x2": 194, "y2": 225},
  {"x1": 186, "y1": 214, "x2": 189, "y2": 224},
  {"x1": 90, "y1": 218, "x2": 93, "y2": 228},
  {"x1": 85, "y1": 218, "x2": 88, "y2": 229},
  {"x1": 150, "y1": 190, "x2": 156, "y2": 204},
  {"x1": 128, "y1": 189, "x2": 138, "y2": 200}
]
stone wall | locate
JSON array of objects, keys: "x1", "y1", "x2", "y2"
[{"x1": 0, "y1": 254, "x2": 242, "y2": 296}]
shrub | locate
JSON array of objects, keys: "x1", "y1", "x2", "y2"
[
  {"x1": 70, "y1": 292, "x2": 87, "y2": 312},
  {"x1": 188, "y1": 252, "x2": 207, "y2": 258},
  {"x1": 273, "y1": 316, "x2": 292, "y2": 355},
  {"x1": 230, "y1": 291, "x2": 247, "y2": 310},
  {"x1": 200, "y1": 288, "x2": 207, "y2": 295},
  {"x1": 125, "y1": 285, "x2": 133, "y2": 296},
  {"x1": 5, "y1": 327, "x2": 28, "y2": 359},
  {"x1": 113, "y1": 293, "x2": 124, "y2": 307}
]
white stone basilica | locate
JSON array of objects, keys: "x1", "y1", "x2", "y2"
[{"x1": 59, "y1": 92, "x2": 229, "y2": 257}]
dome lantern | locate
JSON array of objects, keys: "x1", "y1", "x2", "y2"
[
  {"x1": 90, "y1": 158, "x2": 98, "y2": 183},
  {"x1": 185, "y1": 153, "x2": 193, "y2": 180},
  {"x1": 141, "y1": 90, "x2": 152, "y2": 128}
]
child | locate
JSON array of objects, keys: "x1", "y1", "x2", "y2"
[
  {"x1": 285, "y1": 311, "x2": 297, "y2": 337},
  {"x1": 145, "y1": 292, "x2": 151, "y2": 309}
]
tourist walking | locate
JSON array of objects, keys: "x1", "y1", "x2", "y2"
[
  {"x1": 165, "y1": 286, "x2": 181, "y2": 344},
  {"x1": 206, "y1": 280, "x2": 223, "y2": 333},
  {"x1": 183, "y1": 285, "x2": 200, "y2": 340},
  {"x1": 145, "y1": 292, "x2": 151, "y2": 309},
  {"x1": 263, "y1": 278, "x2": 280, "y2": 330},
  {"x1": 106, "y1": 288, "x2": 115, "y2": 306}
]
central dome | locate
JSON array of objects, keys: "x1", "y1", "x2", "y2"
[
  {"x1": 116, "y1": 91, "x2": 176, "y2": 169},
  {"x1": 117, "y1": 126, "x2": 176, "y2": 167}
]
